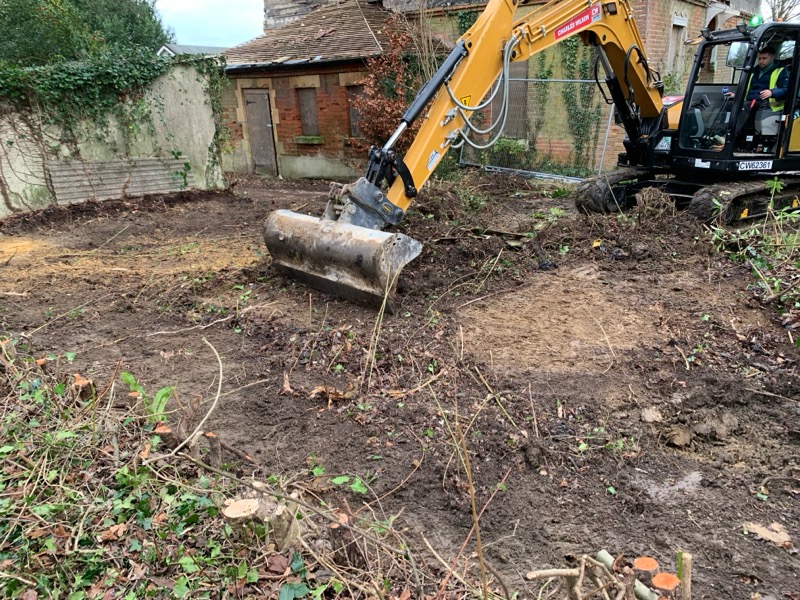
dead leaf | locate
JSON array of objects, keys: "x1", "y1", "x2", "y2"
[
  {"x1": 86, "y1": 580, "x2": 106, "y2": 598},
  {"x1": 267, "y1": 553, "x2": 289, "y2": 574},
  {"x1": 743, "y1": 521, "x2": 792, "y2": 547},
  {"x1": 395, "y1": 589, "x2": 412, "y2": 600},
  {"x1": 129, "y1": 560, "x2": 148, "y2": 581},
  {"x1": 308, "y1": 384, "x2": 355, "y2": 402},
  {"x1": 308, "y1": 385, "x2": 330, "y2": 398},
  {"x1": 98, "y1": 523, "x2": 127, "y2": 542},
  {"x1": 27, "y1": 528, "x2": 49, "y2": 539},
  {"x1": 35, "y1": 358, "x2": 47, "y2": 366},
  {"x1": 281, "y1": 372, "x2": 294, "y2": 395},
  {"x1": 20, "y1": 590, "x2": 38, "y2": 600},
  {"x1": 53, "y1": 525, "x2": 70, "y2": 538},
  {"x1": 139, "y1": 443, "x2": 151, "y2": 460}
]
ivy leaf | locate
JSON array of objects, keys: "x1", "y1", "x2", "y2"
[
  {"x1": 330, "y1": 475, "x2": 349, "y2": 485},
  {"x1": 349, "y1": 478, "x2": 368, "y2": 494},
  {"x1": 178, "y1": 555, "x2": 199, "y2": 573},
  {"x1": 279, "y1": 582, "x2": 310, "y2": 600},
  {"x1": 290, "y1": 551, "x2": 306, "y2": 576},
  {"x1": 173, "y1": 576, "x2": 189, "y2": 598}
]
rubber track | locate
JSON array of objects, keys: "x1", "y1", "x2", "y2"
[
  {"x1": 688, "y1": 175, "x2": 800, "y2": 223},
  {"x1": 574, "y1": 168, "x2": 643, "y2": 214}
]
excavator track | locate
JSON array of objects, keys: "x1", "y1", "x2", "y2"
[
  {"x1": 574, "y1": 168, "x2": 645, "y2": 214},
  {"x1": 687, "y1": 176, "x2": 800, "y2": 223},
  {"x1": 575, "y1": 171, "x2": 800, "y2": 224}
]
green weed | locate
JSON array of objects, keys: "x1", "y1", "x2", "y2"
[{"x1": 120, "y1": 371, "x2": 174, "y2": 423}]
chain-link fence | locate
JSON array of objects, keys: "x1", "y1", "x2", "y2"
[{"x1": 459, "y1": 77, "x2": 619, "y2": 181}]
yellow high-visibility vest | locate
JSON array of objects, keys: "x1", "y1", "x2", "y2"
[{"x1": 748, "y1": 67, "x2": 785, "y2": 111}]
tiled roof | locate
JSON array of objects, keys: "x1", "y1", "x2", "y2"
[
  {"x1": 382, "y1": 0, "x2": 483, "y2": 12},
  {"x1": 158, "y1": 44, "x2": 228, "y2": 56},
  {"x1": 224, "y1": 0, "x2": 390, "y2": 68}
]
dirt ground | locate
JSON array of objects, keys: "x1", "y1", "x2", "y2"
[{"x1": 0, "y1": 173, "x2": 798, "y2": 598}]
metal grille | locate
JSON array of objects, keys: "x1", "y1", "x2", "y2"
[{"x1": 460, "y1": 77, "x2": 617, "y2": 181}]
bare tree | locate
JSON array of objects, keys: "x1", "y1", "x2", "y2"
[{"x1": 763, "y1": 0, "x2": 800, "y2": 22}]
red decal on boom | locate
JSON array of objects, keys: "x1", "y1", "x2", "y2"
[{"x1": 554, "y1": 4, "x2": 602, "y2": 41}]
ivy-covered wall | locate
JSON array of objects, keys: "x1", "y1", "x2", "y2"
[{"x1": 0, "y1": 62, "x2": 226, "y2": 218}]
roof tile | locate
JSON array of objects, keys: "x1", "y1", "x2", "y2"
[{"x1": 225, "y1": 0, "x2": 390, "y2": 67}]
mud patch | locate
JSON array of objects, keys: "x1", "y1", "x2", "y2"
[{"x1": 459, "y1": 265, "x2": 661, "y2": 372}]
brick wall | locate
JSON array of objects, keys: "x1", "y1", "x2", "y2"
[
  {"x1": 225, "y1": 62, "x2": 369, "y2": 174},
  {"x1": 632, "y1": 1, "x2": 708, "y2": 81}
]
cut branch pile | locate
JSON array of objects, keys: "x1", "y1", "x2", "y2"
[{"x1": 525, "y1": 550, "x2": 692, "y2": 600}]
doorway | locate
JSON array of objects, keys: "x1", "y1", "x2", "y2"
[{"x1": 244, "y1": 89, "x2": 278, "y2": 176}]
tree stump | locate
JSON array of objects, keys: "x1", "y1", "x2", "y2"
[
  {"x1": 222, "y1": 495, "x2": 300, "y2": 551},
  {"x1": 651, "y1": 572, "x2": 681, "y2": 599},
  {"x1": 633, "y1": 556, "x2": 660, "y2": 587},
  {"x1": 329, "y1": 512, "x2": 365, "y2": 569}
]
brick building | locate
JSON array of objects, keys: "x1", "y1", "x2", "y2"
[
  {"x1": 631, "y1": 1, "x2": 760, "y2": 85},
  {"x1": 222, "y1": 0, "x2": 390, "y2": 178},
  {"x1": 221, "y1": 0, "x2": 762, "y2": 178}
]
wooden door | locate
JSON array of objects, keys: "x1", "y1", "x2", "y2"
[{"x1": 244, "y1": 89, "x2": 278, "y2": 176}]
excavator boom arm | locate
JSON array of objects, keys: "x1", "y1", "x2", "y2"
[
  {"x1": 263, "y1": 0, "x2": 665, "y2": 309},
  {"x1": 386, "y1": 0, "x2": 663, "y2": 211}
]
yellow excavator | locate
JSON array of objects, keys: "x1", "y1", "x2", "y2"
[{"x1": 264, "y1": 0, "x2": 800, "y2": 308}]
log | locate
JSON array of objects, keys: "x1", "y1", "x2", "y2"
[
  {"x1": 596, "y1": 551, "x2": 659, "y2": 600},
  {"x1": 153, "y1": 423, "x2": 180, "y2": 450},
  {"x1": 222, "y1": 499, "x2": 261, "y2": 524}
]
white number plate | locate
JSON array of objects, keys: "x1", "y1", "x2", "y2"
[{"x1": 738, "y1": 160, "x2": 773, "y2": 171}]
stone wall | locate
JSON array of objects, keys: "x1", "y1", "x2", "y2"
[{"x1": 0, "y1": 64, "x2": 225, "y2": 219}]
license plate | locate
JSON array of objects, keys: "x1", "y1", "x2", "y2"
[{"x1": 738, "y1": 160, "x2": 773, "y2": 171}]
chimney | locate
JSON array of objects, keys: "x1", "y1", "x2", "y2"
[{"x1": 263, "y1": 0, "x2": 329, "y2": 30}]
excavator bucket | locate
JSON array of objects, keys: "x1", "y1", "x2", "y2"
[{"x1": 263, "y1": 209, "x2": 423, "y2": 310}]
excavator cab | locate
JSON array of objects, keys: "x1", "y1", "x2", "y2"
[
  {"x1": 673, "y1": 23, "x2": 800, "y2": 171},
  {"x1": 602, "y1": 21, "x2": 800, "y2": 221}
]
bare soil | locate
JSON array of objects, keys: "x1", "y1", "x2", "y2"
[{"x1": 0, "y1": 173, "x2": 798, "y2": 598}]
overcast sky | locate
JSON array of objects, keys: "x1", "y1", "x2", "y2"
[{"x1": 156, "y1": 0, "x2": 265, "y2": 48}]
